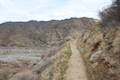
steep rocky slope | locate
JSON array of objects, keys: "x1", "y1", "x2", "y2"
[{"x1": 77, "y1": 26, "x2": 120, "y2": 80}]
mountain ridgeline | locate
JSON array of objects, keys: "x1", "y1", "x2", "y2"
[{"x1": 0, "y1": 17, "x2": 96, "y2": 48}]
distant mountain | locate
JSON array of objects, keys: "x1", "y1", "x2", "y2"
[{"x1": 0, "y1": 17, "x2": 97, "y2": 48}]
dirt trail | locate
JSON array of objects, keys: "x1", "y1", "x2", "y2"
[{"x1": 66, "y1": 40, "x2": 88, "y2": 80}]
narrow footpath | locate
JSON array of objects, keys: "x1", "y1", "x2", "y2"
[{"x1": 66, "y1": 40, "x2": 88, "y2": 80}]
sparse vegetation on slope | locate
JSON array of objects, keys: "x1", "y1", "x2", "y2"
[
  {"x1": 40, "y1": 42, "x2": 72, "y2": 80},
  {"x1": 77, "y1": 24, "x2": 120, "y2": 80},
  {"x1": 51, "y1": 43, "x2": 71, "y2": 80}
]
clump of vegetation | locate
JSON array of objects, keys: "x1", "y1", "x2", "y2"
[
  {"x1": 52, "y1": 43, "x2": 72, "y2": 80},
  {"x1": 37, "y1": 43, "x2": 72, "y2": 80},
  {"x1": 99, "y1": 0, "x2": 120, "y2": 26}
]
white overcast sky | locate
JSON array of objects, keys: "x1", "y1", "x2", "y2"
[{"x1": 0, "y1": 0, "x2": 112, "y2": 23}]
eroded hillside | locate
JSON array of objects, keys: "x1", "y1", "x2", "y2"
[
  {"x1": 77, "y1": 26, "x2": 120, "y2": 80},
  {"x1": 0, "y1": 17, "x2": 96, "y2": 48}
]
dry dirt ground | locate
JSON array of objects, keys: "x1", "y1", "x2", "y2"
[{"x1": 65, "y1": 40, "x2": 88, "y2": 80}]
